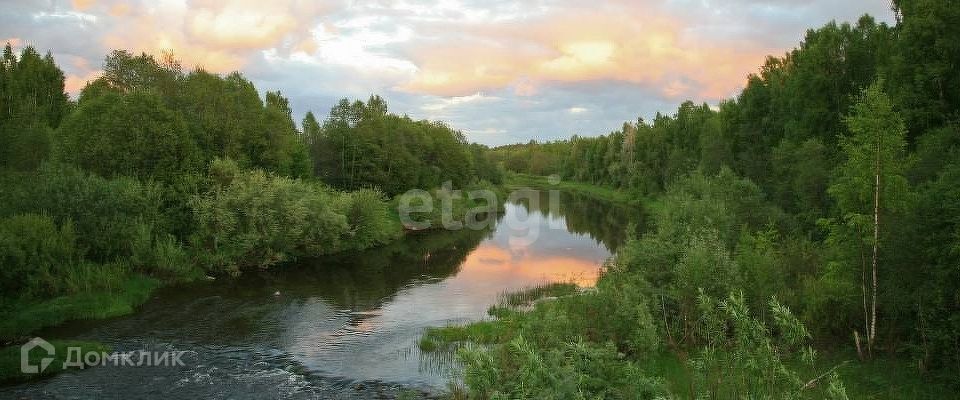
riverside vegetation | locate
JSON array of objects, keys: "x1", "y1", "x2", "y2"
[
  {"x1": 0, "y1": 46, "x2": 502, "y2": 381},
  {"x1": 2, "y1": 0, "x2": 959, "y2": 397},
  {"x1": 419, "y1": 3, "x2": 960, "y2": 399}
]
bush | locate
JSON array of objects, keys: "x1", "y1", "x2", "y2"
[
  {"x1": 690, "y1": 291, "x2": 848, "y2": 399},
  {"x1": 458, "y1": 337, "x2": 666, "y2": 399},
  {"x1": 130, "y1": 222, "x2": 199, "y2": 281},
  {"x1": 190, "y1": 158, "x2": 400, "y2": 274},
  {"x1": 0, "y1": 214, "x2": 80, "y2": 298},
  {"x1": 0, "y1": 213, "x2": 133, "y2": 301},
  {"x1": 341, "y1": 188, "x2": 402, "y2": 250},
  {"x1": 0, "y1": 164, "x2": 167, "y2": 263}
]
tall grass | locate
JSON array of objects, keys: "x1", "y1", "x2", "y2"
[{"x1": 0, "y1": 274, "x2": 160, "y2": 340}]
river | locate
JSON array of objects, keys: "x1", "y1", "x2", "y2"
[{"x1": 2, "y1": 189, "x2": 641, "y2": 399}]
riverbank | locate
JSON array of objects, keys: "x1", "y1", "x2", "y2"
[
  {"x1": 418, "y1": 174, "x2": 957, "y2": 399},
  {"x1": 0, "y1": 183, "x2": 504, "y2": 384},
  {"x1": 503, "y1": 173, "x2": 641, "y2": 206},
  {"x1": 1, "y1": 193, "x2": 614, "y2": 398}
]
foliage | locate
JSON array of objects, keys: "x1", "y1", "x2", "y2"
[
  {"x1": 189, "y1": 158, "x2": 401, "y2": 274},
  {"x1": 0, "y1": 164, "x2": 167, "y2": 263},
  {"x1": 0, "y1": 44, "x2": 68, "y2": 170},
  {"x1": 458, "y1": 337, "x2": 666, "y2": 400},
  {"x1": 0, "y1": 213, "x2": 82, "y2": 298},
  {"x1": 56, "y1": 90, "x2": 200, "y2": 182},
  {"x1": 689, "y1": 291, "x2": 844, "y2": 399},
  {"x1": 309, "y1": 96, "x2": 499, "y2": 195}
]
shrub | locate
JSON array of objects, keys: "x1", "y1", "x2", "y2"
[
  {"x1": 130, "y1": 222, "x2": 199, "y2": 281},
  {"x1": 0, "y1": 214, "x2": 80, "y2": 298},
  {"x1": 690, "y1": 291, "x2": 848, "y2": 399},
  {"x1": 458, "y1": 337, "x2": 666, "y2": 399},
  {"x1": 190, "y1": 159, "x2": 399, "y2": 273},
  {"x1": 0, "y1": 213, "x2": 130, "y2": 300},
  {"x1": 0, "y1": 164, "x2": 167, "y2": 263},
  {"x1": 340, "y1": 188, "x2": 402, "y2": 250}
]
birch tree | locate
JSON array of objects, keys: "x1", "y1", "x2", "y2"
[{"x1": 828, "y1": 78, "x2": 911, "y2": 356}]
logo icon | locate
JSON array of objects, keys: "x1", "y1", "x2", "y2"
[{"x1": 21, "y1": 337, "x2": 55, "y2": 374}]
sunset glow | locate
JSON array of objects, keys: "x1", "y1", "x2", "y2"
[{"x1": 2, "y1": 0, "x2": 894, "y2": 145}]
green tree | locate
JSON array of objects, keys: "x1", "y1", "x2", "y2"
[
  {"x1": 827, "y1": 79, "x2": 911, "y2": 356},
  {"x1": 55, "y1": 90, "x2": 200, "y2": 182},
  {"x1": 0, "y1": 44, "x2": 69, "y2": 170}
]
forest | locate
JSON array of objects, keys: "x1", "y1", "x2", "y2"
[
  {"x1": 426, "y1": 2, "x2": 960, "y2": 398},
  {"x1": 1, "y1": 0, "x2": 958, "y2": 398},
  {"x1": 0, "y1": 45, "x2": 501, "y2": 341}
]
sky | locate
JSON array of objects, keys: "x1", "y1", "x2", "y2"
[{"x1": 1, "y1": 0, "x2": 895, "y2": 146}]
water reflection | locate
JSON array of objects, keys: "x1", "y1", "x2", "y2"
[
  {"x1": 6, "y1": 192, "x2": 639, "y2": 398},
  {"x1": 508, "y1": 189, "x2": 644, "y2": 252}
]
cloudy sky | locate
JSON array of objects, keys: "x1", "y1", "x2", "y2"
[{"x1": 2, "y1": 0, "x2": 894, "y2": 145}]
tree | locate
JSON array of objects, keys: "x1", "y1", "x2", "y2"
[
  {"x1": 890, "y1": 0, "x2": 960, "y2": 136},
  {"x1": 55, "y1": 90, "x2": 200, "y2": 182},
  {"x1": 0, "y1": 44, "x2": 69, "y2": 170},
  {"x1": 828, "y1": 79, "x2": 911, "y2": 356},
  {"x1": 101, "y1": 49, "x2": 178, "y2": 95}
]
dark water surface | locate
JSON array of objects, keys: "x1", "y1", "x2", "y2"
[{"x1": 2, "y1": 190, "x2": 640, "y2": 399}]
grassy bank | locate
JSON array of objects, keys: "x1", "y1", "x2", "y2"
[
  {"x1": 418, "y1": 282, "x2": 579, "y2": 352},
  {"x1": 423, "y1": 284, "x2": 957, "y2": 400},
  {"x1": 0, "y1": 180, "x2": 507, "y2": 384},
  {"x1": 504, "y1": 173, "x2": 641, "y2": 206},
  {"x1": 0, "y1": 340, "x2": 110, "y2": 384},
  {"x1": 421, "y1": 171, "x2": 958, "y2": 399},
  {"x1": 0, "y1": 271, "x2": 160, "y2": 384},
  {"x1": 0, "y1": 275, "x2": 160, "y2": 341}
]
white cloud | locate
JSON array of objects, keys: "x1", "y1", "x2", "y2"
[
  {"x1": 421, "y1": 92, "x2": 500, "y2": 111},
  {"x1": 32, "y1": 11, "x2": 98, "y2": 23}
]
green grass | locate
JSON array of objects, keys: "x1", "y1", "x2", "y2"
[
  {"x1": 809, "y1": 351, "x2": 958, "y2": 399},
  {"x1": 0, "y1": 275, "x2": 160, "y2": 341},
  {"x1": 504, "y1": 173, "x2": 641, "y2": 206},
  {"x1": 419, "y1": 320, "x2": 513, "y2": 352},
  {"x1": 421, "y1": 282, "x2": 580, "y2": 352},
  {"x1": 496, "y1": 282, "x2": 578, "y2": 308},
  {"x1": 634, "y1": 350, "x2": 959, "y2": 400},
  {"x1": 0, "y1": 340, "x2": 110, "y2": 384}
]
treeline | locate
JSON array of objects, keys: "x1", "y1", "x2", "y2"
[
  {"x1": 0, "y1": 45, "x2": 497, "y2": 338},
  {"x1": 303, "y1": 97, "x2": 501, "y2": 195},
  {"x1": 462, "y1": 2, "x2": 958, "y2": 397}
]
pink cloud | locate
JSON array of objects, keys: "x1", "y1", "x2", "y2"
[{"x1": 398, "y1": 4, "x2": 774, "y2": 100}]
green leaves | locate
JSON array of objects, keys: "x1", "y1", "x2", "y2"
[
  {"x1": 830, "y1": 79, "x2": 912, "y2": 218},
  {"x1": 189, "y1": 159, "x2": 400, "y2": 273},
  {"x1": 56, "y1": 90, "x2": 200, "y2": 183},
  {"x1": 311, "y1": 96, "x2": 488, "y2": 195}
]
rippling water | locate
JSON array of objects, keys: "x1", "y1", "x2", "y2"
[{"x1": 2, "y1": 190, "x2": 641, "y2": 399}]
